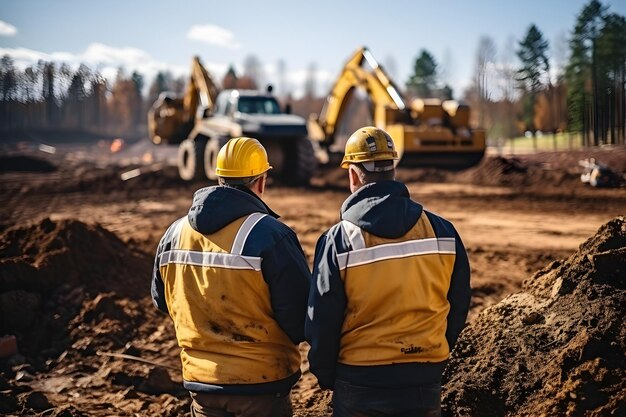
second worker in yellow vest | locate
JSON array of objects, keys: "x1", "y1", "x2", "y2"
[{"x1": 305, "y1": 127, "x2": 471, "y2": 417}]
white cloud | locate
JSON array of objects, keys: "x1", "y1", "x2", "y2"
[
  {"x1": 286, "y1": 68, "x2": 335, "y2": 99},
  {"x1": 0, "y1": 47, "x2": 48, "y2": 66},
  {"x1": 83, "y1": 43, "x2": 152, "y2": 67},
  {"x1": 0, "y1": 20, "x2": 17, "y2": 36},
  {"x1": 187, "y1": 24, "x2": 241, "y2": 49}
]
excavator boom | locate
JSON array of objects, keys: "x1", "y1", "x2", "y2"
[
  {"x1": 309, "y1": 47, "x2": 485, "y2": 169},
  {"x1": 148, "y1": 56, "x2": 219, "y2": 145},
  {"x1": 311, "y1": 47, "x2": 405, "y2": 142}
]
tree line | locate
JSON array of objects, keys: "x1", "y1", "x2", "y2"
[
  {"x1": 0, "y1": 57, "x2": 189, "y2": 138},
  {"x1": 405, "y1": 0, "x2": 625, "y2": 146},
  {"x1": 0, "y1": 0, "x2": 624, "y2": 146},
  {"x1": 0, "y1": 54, "x2": 288, "y2": 139}
]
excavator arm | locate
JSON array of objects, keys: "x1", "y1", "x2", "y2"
[
  {"x1": 309, "y1": 46, "x2": 485, "y2": 168},
  {"x1": 308, "y1": 47, "x2": 407, "y2": 155},
  {"x1": 148, "y1": 56, "x2": 219, "y2": 145},
  {"x1": 184, "y1": 56, "x2": 219, "y2": 120}
]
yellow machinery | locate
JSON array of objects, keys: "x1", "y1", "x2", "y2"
[
  {"x1": 308, "y1": 47, "x2": 486, "y2": 168},
  {"x1": 148, "y1": 56, "x2": 316, "y2": 184},
  {"x1": 148, "y1": 56, "x2": 218, "y2": 146}
]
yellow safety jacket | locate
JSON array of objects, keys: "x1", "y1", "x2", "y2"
[
  {"x1": 306, "y1": 180, "x2": 470, "y2": 389},
  {"x1": 152, "y1": 186, "x2": 310, "y2": 395},
  {"x1": 338, "y1": 213, "x2": 455, "y2": 365}
]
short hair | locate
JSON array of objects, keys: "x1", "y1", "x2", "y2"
[
  {"x1": 218, "y1": 174, "x2": 263, "y2": 187},
  {"x1": 350, "y1": 163, "x2": 395, "y2": 184}
]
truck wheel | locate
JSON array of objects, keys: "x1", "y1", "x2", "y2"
[
  {"x1": 177, "y1": 137, "x2": 208, "y2": 181},
  {"x1": 204, "y1": 136, "x2": 229, "y2": 180},
  {"x1": 285, "y1": 137, "x2": 317, "y2": 185}
]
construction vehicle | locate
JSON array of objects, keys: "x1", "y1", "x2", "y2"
[
  {"x1": 148, "y1": 56, "x2": 316, "y2": 184},
  {"x1": 307, "y1": 47, "x2": 486, "y2": 168}
]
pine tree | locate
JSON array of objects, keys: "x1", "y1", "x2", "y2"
[
  {"x1": 596, "y1": 13, "x2": 626, "y2": 144},
  {"x1": 131, "y1": 71, "x2": 145, "y2": 126},
  {"x1": 516, "y1": 24, "x2": 550, "y2": 134},
  {"x1": 565, "y1": 0, "x2": 606, "y2": 145},
  {"x1": 65, "y1": 64, "x2": 91, "y2": 129},
  {"x1": 0, "y1": 55, "x2": 18, "y2": 127},
  {"x1": 406, "y1": 50, "x2": 439, "y2": 98},
  {"x1": 474, "y1": 36, "x2": 497, "y2": 127}
]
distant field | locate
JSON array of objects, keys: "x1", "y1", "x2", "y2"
[{"x1": 488, "y1": 132, "x2": 583, "y2": 154}]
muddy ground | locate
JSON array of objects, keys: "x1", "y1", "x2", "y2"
[{"x1": 0, "y1": 137, "x2": 625, "y2": 416}]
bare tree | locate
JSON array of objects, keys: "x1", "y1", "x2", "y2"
[
  {"x1": 243, "y1": 54, "x2": 264, "y2": 90},
  {"x1": 440, "y1": 48, "x2": 454, "y2": 91},
  {"x1": 383, "y1": 55, "x2": 398, "y2": 82},
  {"x1": 304, "y1": 62, "x2": 317, "y2": 99},
  {"x1": 276, "y1": 59, "x2": 287, "y2": 98},
  {"x1": 552, "y1": 31, "x2": 569, "y2": 135},
  {"x1": 498, "y1": 36, "x2": 521, "y2": 141},
  {"x1": 474, "y1": 36, "x2": 497, "y2": 128}
]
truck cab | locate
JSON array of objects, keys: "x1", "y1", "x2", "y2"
[
  {"x1": 149, "y1": 56, "x2": 316, "y2": 184},
  {"x1": 201, "y1": 90, "x2": 308, "y2": 141},
  {"x1": 191, "y1": 89, "x2": 314, "y2": 183}
]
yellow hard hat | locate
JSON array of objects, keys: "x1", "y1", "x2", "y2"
[
  {"x1": 340, "y1": 126, "x2": 399, "y2": 170},
  {"x1": 216, "y1": 137, "x2": 272, "y2": 178}
]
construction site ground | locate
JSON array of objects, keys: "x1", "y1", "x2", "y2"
[{"x1": 0, "y1": 137, "x2": 624, "y2": 416}]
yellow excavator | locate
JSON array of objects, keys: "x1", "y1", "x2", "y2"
[
  {"x1": 308, "y1": 47, "x2": 486, "y2": 168},
  {"x1": 148, "y1": 56, "x2": 316, "y2": 184}
]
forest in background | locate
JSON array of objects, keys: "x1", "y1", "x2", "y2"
[{"x1": 0, "y1": 0, "x2": 624, "y2": 147}]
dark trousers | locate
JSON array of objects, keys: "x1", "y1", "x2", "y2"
[
  {"x1": 190, "y1": 391, "x2": 292, "y2": 417},
  {"x1": 332, "y1": 380, "x2": 441, "y2": 417}
]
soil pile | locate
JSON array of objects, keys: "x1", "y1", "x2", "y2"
[
  {"x1": 445, "y1": 154, "x2": 590, "y2": 189},
  {"x1": 0, "y1": 218, "x2": 148, "y2": 300},
  {"x1": 3, "y1": 146, "x2": 625, "y2": 199},
  {"x1": 0, "y1": 155, "x2": 57, "y2": 173},
  {"x1": 3, "y1": 163, "x2": 202, "y2": 196},
  {"x1": 58, "y1": 163, "x2": 193, "y2": 194},
  {"x1": 442, "y1": 216, "x2": 626, "y2": 416},
  {"x1": 0, "y1": 218, "x2": 187, "y2": 416},
  {"x1": 452, "y1": 148, "x2": 626, "y2": 189}
]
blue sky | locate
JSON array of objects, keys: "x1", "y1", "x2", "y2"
[{"x1": 1, "y1": 0, "x2": 625, "y2": 98}]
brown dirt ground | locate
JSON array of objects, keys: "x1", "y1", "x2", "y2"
[{"x1": 0, "y1": 139, "x2": 625, "y2": 416}]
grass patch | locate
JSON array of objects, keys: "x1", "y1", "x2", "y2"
[{"x1": 489, "y1": 132, "x2": 583, "y2": 152}]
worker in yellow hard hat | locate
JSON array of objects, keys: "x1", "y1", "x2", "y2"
[
  {"x1": 305, "y1": 126, "x2": 471, "y2": 417},
  {"x1": 152, "y1": 137, "x2": 310, "y2": 417}
]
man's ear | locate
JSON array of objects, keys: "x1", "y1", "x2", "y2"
[
  {"x1": 348, "y1": 165, "x2": 362, "y2": 192},
  {"x1": 257, "y1": 174, "x2": 266, "y2": 196}
]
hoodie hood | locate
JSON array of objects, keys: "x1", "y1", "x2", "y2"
[
  {"x1": 188, "y1": 186, "x2": 278, "y2": 235},
  {"x1": 341, "y1": 181, "x2": 422, "y2": 239}
]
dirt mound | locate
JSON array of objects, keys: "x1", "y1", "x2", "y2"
[
  {"x1": 452, "y1": 148, "x2": 626, "y2": 190},
  {"x1": 442, "y1": 216, "x2": 626, "y2": 416},
  {"x1": 0, "y1": 218, "x2": 149, "y2": 298},
  {"x1": 65, "y1": 163, "x2": 203, "y2": 194},
  {"x1": 450, "y1": 155, "x2": 579, "y2": 188},
  {"x1": 0, "y1": 218, "x2": 188, "y2": 416},
  {"x1": 311, "y1": 154, "x2": 592, "y2": 191},
  {"x1": 19, "y1": 163, "x2": 203, "y2": 195},
  {"x1": 0, "y1": 217, "x2": 153, "y2": 356},
  {"x1": 0, "y1": 155, "x2": 57, "y2": 173}
]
